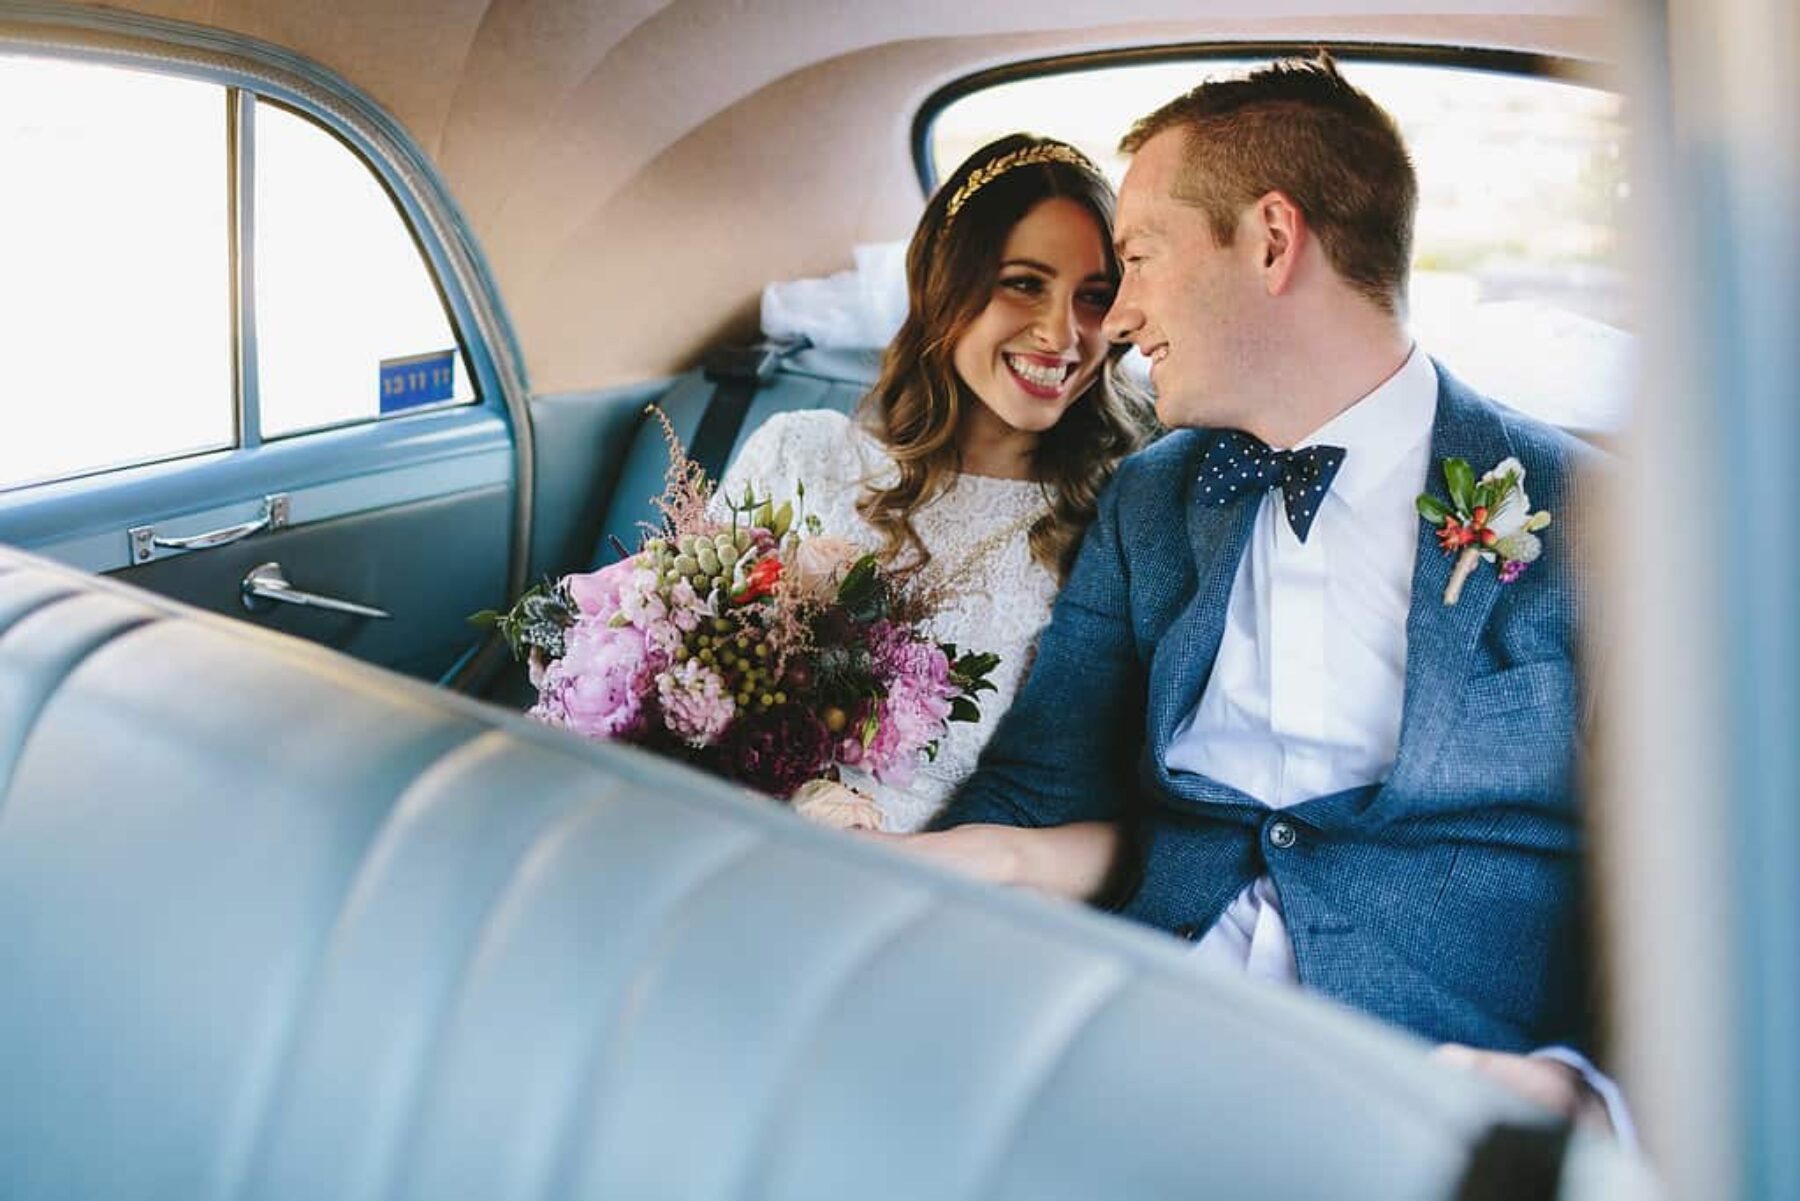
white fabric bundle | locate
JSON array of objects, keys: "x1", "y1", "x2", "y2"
[{"x1": 760, "y1": 241, "x2": 908, "y2": 349}]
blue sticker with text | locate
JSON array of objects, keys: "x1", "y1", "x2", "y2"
[{"x1": 380, "y1": 349, "x2": 456, "y2": 413}]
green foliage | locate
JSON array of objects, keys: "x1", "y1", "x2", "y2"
[
  {"x1": 1416, "y1": 494, "x2": 1452, "y2": 524},
  {"x1": 812, "y1": 640, "x2": 882, "y2": 707},
  {"x1": 1474, "y1": 470, "x2": 1518, "y2": 515},
  {"x1": 1444, "y1": 458, "x2": 1476, "y2": 514},
  {"x1": 473, "y1": 578, "x2": 577, "y2": 660},
  {"x1": 943, "y1": 643, "x2": 1002, "y2": 724},
  {"x1": 836, "y1": 553, "x2": 888, "y2": 623}
]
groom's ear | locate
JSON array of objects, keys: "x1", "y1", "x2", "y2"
[{"x1": 1252, "y1": 190, "x2": 1305, "y2": 297}]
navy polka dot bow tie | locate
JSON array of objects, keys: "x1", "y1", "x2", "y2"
[{"x1": 1196, "y1": 430, "x2": 1347, "y2": 543}]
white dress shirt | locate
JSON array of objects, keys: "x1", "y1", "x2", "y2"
[
  {"x1": 1169, "y1": 344, "x2": 1435, "y2": 970},
  {"x1": 1164, "y1": 347, "x2": 1633, "y2": 1141}
]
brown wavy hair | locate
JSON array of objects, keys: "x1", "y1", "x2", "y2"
[{"x1": 856, "y1": 134, "x2": 1153, "y2": 582}]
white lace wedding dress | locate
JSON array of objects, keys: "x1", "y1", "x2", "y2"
[{"x1": 718, "y1": 409, "x2": 1059, "y2": 833}]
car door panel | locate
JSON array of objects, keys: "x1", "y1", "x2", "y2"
[
  {"x1": 111, "y1": 484, "x2": 509, "y2": 681},
  {"x1": 0, "y1": 404, "x2": 514, "y2": 682}
]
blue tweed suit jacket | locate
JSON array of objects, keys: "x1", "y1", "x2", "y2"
[{"x1": 935, "y1": 364, "x2": 1601, "y2": 1054}]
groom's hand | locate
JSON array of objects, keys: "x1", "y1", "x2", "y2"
[{"x1": 1434, "y1": 1044, "x2": 1615, "y2": 1137}]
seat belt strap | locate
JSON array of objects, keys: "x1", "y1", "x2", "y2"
[{"x1": 688, "y1": 336, "x2": 808, "y2": 484}]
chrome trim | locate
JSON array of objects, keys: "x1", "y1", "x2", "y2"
[
  {"x1": 128, "y1": 493, "x2": 288, "y2": 562},
  {"x1": 240, "y1": 561, "x2": 389, "y2": 619}
]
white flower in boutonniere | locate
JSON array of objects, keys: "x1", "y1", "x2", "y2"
[{"x1": 1415, "y1": 456, "x2": 1554, "y2": 605}]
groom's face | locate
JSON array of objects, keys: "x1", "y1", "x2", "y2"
[{"x1": 1105, "y1": 128, "x2": 1265, "y2": 431}]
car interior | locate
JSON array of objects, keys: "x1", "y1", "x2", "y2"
[{"x1": 1, "y1": 0, "x2": 1793, "y2": 1197}]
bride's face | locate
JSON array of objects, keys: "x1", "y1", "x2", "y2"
[{"x1": 950, "y1": 197, "x2": 1114, "y2": 448}]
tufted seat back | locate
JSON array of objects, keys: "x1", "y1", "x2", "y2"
[{"x1": 0, "y1": 544, "x2": 1647, "y2": 1199}]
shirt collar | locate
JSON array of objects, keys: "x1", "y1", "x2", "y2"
[{"x1": 1294, "y1": 344, "x2": 1437, "y2": 512}]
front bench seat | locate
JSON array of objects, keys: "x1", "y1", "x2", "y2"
[{"x1": 0, "y1": 544, "x2": 1647, "y2": 1199}]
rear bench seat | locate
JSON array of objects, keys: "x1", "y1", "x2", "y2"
[
  {"x1": 0, "y1": 543, "x2": 1647, "y2": 1199},
  {"x1": 593, "y1": 343, "x2": 880, "y2": 563}
]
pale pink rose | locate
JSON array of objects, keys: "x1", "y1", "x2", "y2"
[
  {"x1": 790, "y1": 536, "x2": 861, "y2": 598},
  {"x1": 790, "y1": 779, "x2": 886, "y2": 831}
]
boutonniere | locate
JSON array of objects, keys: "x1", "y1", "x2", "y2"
[{"x1": 1415, "y1": 456, "x2": 1553, "y2": 605}]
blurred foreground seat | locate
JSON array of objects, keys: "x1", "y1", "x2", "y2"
[{"x1": 0, "y1": 543, "x2": 1651, "y2": 1199}]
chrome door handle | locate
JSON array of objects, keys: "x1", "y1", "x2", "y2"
[
  {"x1": 240, "y1": 562, "x2": 391, "y2": 620},
  {"x1": 130, "y1": 494, "x2": 289, "y2": 563}
]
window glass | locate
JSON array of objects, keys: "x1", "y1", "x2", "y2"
[
  {"x1": 253, "y1": 100, "x2": 474, "y2": 438},
  {"x1": 929, "y1": 59, "x2": 1631, "y2": 432},
  {"x1": 0, "y1": 56, "x2": 231, "y2": 490}
]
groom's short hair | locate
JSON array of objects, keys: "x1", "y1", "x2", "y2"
[{"x1": 1120, "y1": 53, "x2": 1417, "y2": 314}]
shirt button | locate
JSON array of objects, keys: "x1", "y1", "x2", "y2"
[
  {"x1": 1268, "y1": 821, "x2": 1297, "y2": 850},
  {"x1": 1174, "y1": 923, "x2": 1202, "y2": 942}
]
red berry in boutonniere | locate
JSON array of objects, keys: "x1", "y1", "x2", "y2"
[{"x1": 1415, "y1": 456, "x2": 1554, "y2": 605}]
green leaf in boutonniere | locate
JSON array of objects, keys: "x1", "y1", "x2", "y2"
[
  {"x1": 1416, "y1": 494, "x2": 1453, "y2": 524},
  {"x1": 1444, "y1": 458, "x2": 1476, "y2": 513}
]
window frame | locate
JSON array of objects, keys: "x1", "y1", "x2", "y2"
[
  {"x1": 0, "y1": 5, "x2": 534, "y2": 604},
  {"x1": 911, "y1": 42, "x2": 1616, "y2": 194},
  {"x1": 246, "y1": 92, "x2": 486, "y2": 446}
]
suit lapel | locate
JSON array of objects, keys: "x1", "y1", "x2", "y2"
[
  {"x1": 1385, "y1": 366, "x2": 1518, "y2": 799},
  {"x1": 1146, "y1": 434, "x2": 1259, "y2": 805}
]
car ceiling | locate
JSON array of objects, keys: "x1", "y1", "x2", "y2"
[{"x1": 63, "y1": 1, "x2": 1615, "y2": 392}]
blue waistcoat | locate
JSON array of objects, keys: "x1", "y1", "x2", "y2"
[{"x1": 936, "y1": 365, "x2": 1601, "y2": 1054}]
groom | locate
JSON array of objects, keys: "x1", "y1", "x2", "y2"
[{"x1": 928, "y1": 56, "x2": 1617, "y2": 1128}]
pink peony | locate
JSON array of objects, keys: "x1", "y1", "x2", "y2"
[
  {"x1": 535, "y1": 614, "x2": 658, "y2": 739},
  {"x1": 617, "y1": 567, "x2": 668, "y2": 628},
  {"x1": 860, "y1": 624, "x2": 954, "y2": 786},
  {"x1": 564, "y1": 556, "x2": 641, "y2": 618}
]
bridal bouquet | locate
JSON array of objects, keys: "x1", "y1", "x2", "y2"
[{"x1": 478, "y1": 414, "x2": 998, "y2": 809}]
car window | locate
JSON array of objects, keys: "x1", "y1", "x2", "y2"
[
  {"x1": 0, "y1": 55, "x2": 232, "y2": 491},
  {"x1": 0, "y1": 54, "x2": 479, "y2": 494},
  {"x1": 253, "y1": 99, "x2": 474, "y2": 438},
  {"x1": 926, "y1": 56, "x2": 1631, "y2": 433}
]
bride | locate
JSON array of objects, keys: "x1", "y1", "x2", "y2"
[{"x1": 719, "y1": 134, "x2": 1152, "y2": 832}]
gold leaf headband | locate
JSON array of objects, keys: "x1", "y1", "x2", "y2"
[{"x1": 943, "y1": 143, "x2": 1102, "y2": 222}]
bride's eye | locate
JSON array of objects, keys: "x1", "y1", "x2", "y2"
[
  {"x1": 999, "y1": 274, "x2": 1045, "y2": 296},
  {"x1": 1078, "y1": 286, "x2": 1115, "y2": 311}
]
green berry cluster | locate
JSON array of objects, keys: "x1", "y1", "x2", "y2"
[
  {"x1": 687, "y1": 616, "x2": 790, "y2": 715},
  {"x1": 639, "y1": 532, "x2": 753, "y2": 599}
]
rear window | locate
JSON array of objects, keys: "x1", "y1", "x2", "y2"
[{"x1": 924, "y1": 54, "x2": 1631, "y2": 433}]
